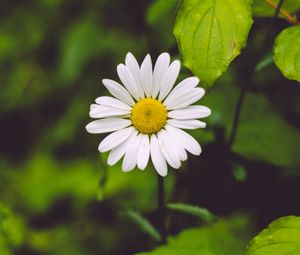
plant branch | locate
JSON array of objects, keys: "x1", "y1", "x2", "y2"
[{"x1": 265, "y1": 0, "x2": 299, "y2": 25}]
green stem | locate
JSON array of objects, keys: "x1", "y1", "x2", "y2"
[
  {"x1": 227, "y1": 82, "x2": 248, "y2": 148},
  {"x1": 157, "y1": 174, "x2": 167, "y2": 244}
]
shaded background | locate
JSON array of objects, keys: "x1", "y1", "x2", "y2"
[{"x1": 0, "y1": 0, "x2": 300, "y2": 254}]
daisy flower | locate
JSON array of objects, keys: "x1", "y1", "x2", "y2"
[{"x1": 86, "y1": 53, "x2": 211, "y2": 177}]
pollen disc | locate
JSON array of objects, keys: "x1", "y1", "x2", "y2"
[{"x1": 131, "y1": 98, "x2": 167, "y2": 134}]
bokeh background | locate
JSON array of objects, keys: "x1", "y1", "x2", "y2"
[{"x1": 1, "y1": 0, "x2": 300, "y2": 254}]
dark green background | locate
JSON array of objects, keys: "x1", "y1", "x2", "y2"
[{"x1": 0, "y1": 0, "x2": 300, "y2": 254}]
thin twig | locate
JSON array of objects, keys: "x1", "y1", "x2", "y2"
[{"x1": 265, "y1": 0, "x2": 299, "y2": 24}]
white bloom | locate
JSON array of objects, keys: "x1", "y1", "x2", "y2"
[{"x1": 86, "y1": 53, "x2": 211, "y2": 177}]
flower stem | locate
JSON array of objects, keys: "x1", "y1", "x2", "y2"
[
  {"x1": 227, "y1": 0, "x2": 285, "y2": 149},
  {"x1": 227, "y1": 83, "x2": 248, "y2": 149},
  {"x1": 157, "y1": 174, "x2": 167, "y2": 244}
]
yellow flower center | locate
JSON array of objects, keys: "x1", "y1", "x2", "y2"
[{"x1": 131, "y1": 98, "x2": 167, "y2": 134}]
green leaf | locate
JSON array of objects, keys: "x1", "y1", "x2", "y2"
[
  {"x1": 121, "y1": 208, "x2": 161, "y2": 242},
  {"x1": 255, "y1": 52, "x2": 274, "y2": 72},
  {"x1": 245, "y1": 216, "x2": 300, "y2": 255},
  {"x1": 137, "y1": 215, "x2": 252, "y2": 255},
  {"x1": 166, "y1": 203, "x2": 215, "y2": 222},
  {"x1": 253, "y1": 0, "x2": 300, "y2": 17},
  {"x1": 274, "y1": 26, "x2": 300, "y2": 83},
  {"x1": 173, "y1": 0, "x2": 253, "y2": 88}
]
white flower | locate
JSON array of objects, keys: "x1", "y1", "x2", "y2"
[{"x1": 86, "y1": 53, "x2": 211, "y2": 177}]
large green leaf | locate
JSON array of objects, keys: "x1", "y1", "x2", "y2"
[
  {"x1": 173, "y1": 0, "x2": 253, "y2": 88},
  {"x1": 253, "y1": 0, "x2": 300, "y2": 17},
  {"x1": 245, "y1": 216, "x2": 300, "y2": 255},
  {"x1": 137, "y1": 215, "x2": 251, "y2": 255},
  {"x1": 274, "y1": 26, "x2": 300, "y2": 83}
]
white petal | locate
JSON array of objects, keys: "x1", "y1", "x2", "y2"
[
  {"x1": 150, "y1": 134, "x2": 168, "y2": 177},
  {"x1": 163, "y1": 77, "x2": 201, "y2": 106},
  {"x1": 102, "y1": 79, "x2": 135, "y2": 106},
  {"x1": 125, "y1": 52, "x2": 143, "y2": 97},
  {"x1": 90, "y1": 104, "x2": 98, "y2": 110},
  {"x1": 152, "y1": 53, "x2": 170, "y2": 98},
  {"x1": 167, "y1": 119, "x2": 206, "y2": 129},
  {"x1": 122, "y1": 133, "x2": 143, "y2": 172},
  {"x1": 117, "y1": 64, "x2": 142, "y2": 100},
  {"x1": 137, "y1": 134, "x2": 150, "y2": 170},
  {"x1": 163, "y1": 129, "x2": 187, "y2": 161},
  {"x1": 158, "y1": 60, "x2": 181, "y2": 101},
  {"x1": 168, "y1": 105, "x2": 211, "y2": 119},
  {"x1": 107, "y1": 130, "x2": 138, "y2": 165},
  {"x1": 98, "y1": 127, "x2": 135, "y2": 152},
  {"x1": 89, "y1": 105, "x2": 130, "y2": 118},
  {"x1": 165, "y1": 125, "x2": 201, "y2": 155},
  {"x1": 157, "y1": 130, "x2": 181, "y2": 169},
  {"x1": 95, "y1": 96, "x2": 131, "y2": 111},
  {"x1": 165, "y1": 88, "x2": 205, "y2": 110},
  {"x1": 140, "y1": 54, "x2": 153, "y2": 97},
  {"x1": 85, "y1": 118, "x2": 131, "y2": 134},
  {"x1": 163, "y1": 77, "x2": 199, "y2": 107}
]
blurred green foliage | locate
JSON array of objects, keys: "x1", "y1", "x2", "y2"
[
  {"x1": 202, "y1": 78, "x2": 300, "y2": 167},
  {"x1": 0, "y1": 0, "x2": 300, "y2": 254},
  {"x1": 138, "y1": 215, "x2": 252, "y2": 255}
]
